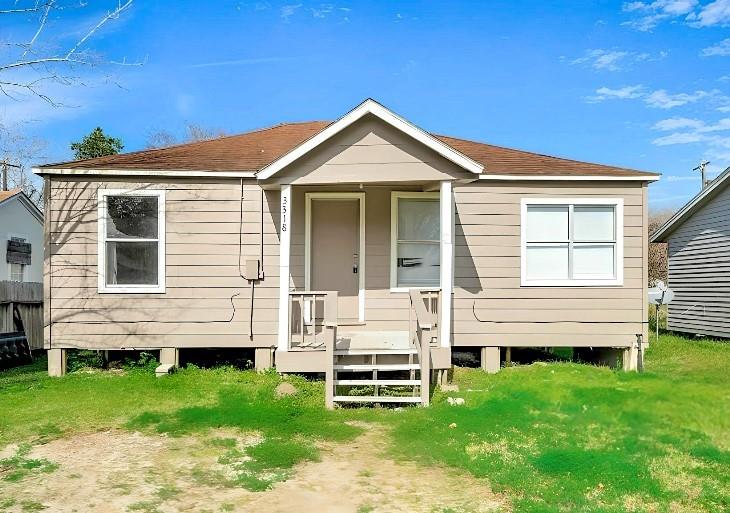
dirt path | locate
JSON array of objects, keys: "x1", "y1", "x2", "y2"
[{"x1": 0, "y1": 427, "x2": 507, "y2": 513}]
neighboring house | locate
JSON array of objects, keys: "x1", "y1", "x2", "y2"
[
  {"x1": 0, "y1": 189, "x2": 43, "y2": 284},
  {"x1": 0, "y1": 189, "x2": 44, "y2": 350},
  {"x1": 651, "y1": 166, "x2": 730, "y2": 339},
  {"x1": 35, "y1": 99, "x2": 658, "y2": 403}
]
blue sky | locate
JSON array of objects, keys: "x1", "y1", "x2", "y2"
[{"x1": 2, "y1": 0, "x2": 730, "y2": 210}]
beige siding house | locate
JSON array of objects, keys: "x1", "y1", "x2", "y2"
[{"x1": 36, "y1": 99, "x2": 658, "y2": 405}]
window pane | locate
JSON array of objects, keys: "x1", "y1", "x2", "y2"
[
  {"x1": 107, "y1": 196, "x2": 158, "y2": 239},
  {"x1": 106, "y1": 241, "x2": 159, "y2": 285},
  {"x1": 573, "y1": 244, "x2": 615, "y2": 278},
  {"x1": 574, "y1": 206, "x2": 615, "y2": 241},
  {"x1": 526, "y1": 245, "x2": 569, "y2": 280},
  {"x1": 398, "y1": 199, "x2": 439, "y2": 241},
  {"x1": 397, "y1": 242, "x2": 440, "y2": 287},
  {"x1": 526, "y1": 206, "x2": 568, "y2": 242},
  {"x1": 10, "y1": 263, "x2": 24, "y2": 282}
]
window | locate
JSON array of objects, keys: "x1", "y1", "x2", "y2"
[
  {"x1": 521, "y1": 198, "x2": 623, "y2": 286},
  {"x1": 98, "y1": 190, "x2": 165, "y2": 293},
  {"x1": 8, "y1": 236, "x2": 27, "y2": 282},
  {"x1": 391, "y1": 192, "x2": 440, "y2": 289},
  {"x1": 10, "y1": 263, "x2": 24, "y2": 282}
]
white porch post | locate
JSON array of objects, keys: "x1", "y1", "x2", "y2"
[
  {"x1": 277, "y1": 184, "x2": 292, "y2": 351},
  {"x1": 439, "y1": 181, "x2": 454, "y2": 348}
]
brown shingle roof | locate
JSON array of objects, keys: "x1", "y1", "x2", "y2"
[
  {"x1": 0, "y1": 189, "x2": 22, "y2": 202},
  {"x1": 38, "y1": 121, "x2": 657, "y2": 177}
]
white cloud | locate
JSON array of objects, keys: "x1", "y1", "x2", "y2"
[
  {"x1": 572, "y1": 50, "x2": 630, "y2": 71},
  {"x1": 280, "y1": 3, "x2": 302, "y2": 21},
  {"x1": 690, "y1": 0, "x2": 730, "y2": 27},
  {"x1": 621, "y1": 0, "x2": 730, "y2": 30},
  {"x1": 621, "y1": 0, "x2": 698, "y2": 30},
  {"x1": 587, "y1": 86, "x2": 721, "y2": 109},
  {"x1": 652, "y1": 132, "x2": 705, "y2": 145},
  {"x1": 653, "y1": 117, "x2": 705, "y2": 130},
  {"x1": 587, "y1": 85, "x2": 645, "y2": 102},
  {"x1": 570, "y1": 48, "x2": 667, "y2": 71},
  {"x1": 701, "y1": 38, "x2": 730, "y2": 57},
  {"x1": 645, "y1": 89, "x2": 712, "y2": 109}
]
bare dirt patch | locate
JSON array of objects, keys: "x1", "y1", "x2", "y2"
[{"x1": 0, "y1": 427, "x2": 507, "y2": 513}]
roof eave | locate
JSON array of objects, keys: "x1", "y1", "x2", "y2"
[
  {"x1": 478, "y1": 173, "x2": 660, "y2": 182},
  {"x1": 650, "y1": 166, "x2": 730, "y2": 243},
  {"x1": 33, "y1": 167, "x2": 257, "y2": 178}
]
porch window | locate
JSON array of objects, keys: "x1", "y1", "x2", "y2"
[
  {"x1": 521, "y1": 198, "x2": 623, "y2": 286},
  {"x1": 391, "y1": 192, "x2": 440, "y2": 289},
  {"x1": 98, "y1": 190, "x2": 165, "y2": 293}
]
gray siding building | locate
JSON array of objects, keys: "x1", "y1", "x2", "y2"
[{"x1": 651, "y1": 167, "x2": 730, "y2": 338}]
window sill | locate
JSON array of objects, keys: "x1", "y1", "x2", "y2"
[
  {"x1": 520, "y1": 279, "x2": 623, "y2": 287},
  {"x1": 98, "y1": 285, "x2": 166, "y2": 294},
  {"x1": 390, "y1": 286, "x2": 441, "y2": 293}
]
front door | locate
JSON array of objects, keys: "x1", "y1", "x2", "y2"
[{"x1": 310, "y1": 198, "x2": 361, "y2": 322}]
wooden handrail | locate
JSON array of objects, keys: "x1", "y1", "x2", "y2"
[
  {"x1": 409, "y1": 289, "x2": 431, "y2": 407},
  {"x1": 288, "y1": 290, "x2": 337, "y2": 350}
]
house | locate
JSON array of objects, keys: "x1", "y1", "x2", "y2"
[
  {"x1": 650, "y1": 166, "x2": 730, "y2": 339},
  {"x1": 35, "y1": 99, "x2": 658, "y2": 404},
  {"x1": 0, "y1": 189, "x2": 44, "y2": 351}
]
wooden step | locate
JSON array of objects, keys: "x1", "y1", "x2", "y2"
[
  {"x1": 335, "y1": 379, "x2": 421, "y2": 386},
  {"x1": 333, "y1": 395, "x2": 422, "y2": 403},
  {"x1": 333, "y1": 363, "x2": 420, "y2": 372},
  {"x1": 333, "y1": 348, "x2": 417, "y2": 356}
]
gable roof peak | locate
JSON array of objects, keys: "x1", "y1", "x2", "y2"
[{"x1": 255, "y1": 98, "x2": 485, "y2": 179}]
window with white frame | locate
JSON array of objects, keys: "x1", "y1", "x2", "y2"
[
  {"x1": 8, "y1": 237, "x2": 27, "y2": 282},
  {"x1": 98, "y1": 190, "x2": 165, "y2": 293},
  {"x1": 10, "y1": 263, "x2": 24, "y2": 282},
  {"x1": 521, "y1": 199, "x2": 623, "y2": 286},
  {"x1": 391, "y1": 192, "x2": 440, "y2": 289}
]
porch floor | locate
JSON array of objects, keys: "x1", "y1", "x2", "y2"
[{"x1": 336, "y1": 330, "x2": 411, "y2": 350}]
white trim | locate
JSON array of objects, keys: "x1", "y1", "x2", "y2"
[
  {"x1": 257, "y1": 99, "x2": 483, "y2": 180},
  {"x1": 479, "y1": 174, "x2": 659, "y2": 182},
  {"x1": 304, "y1": 192, "x2": 366, "y2": 322},
  {"x1": 34, "y1": 167, "x2": 256, "y2": 178},
  {"x1": 439, "y1": 181, "x2": 454, "y2": 348},
  {"x1": 520, "y1": 198, "x2": 624, "y2": 287},
  {"x1": 97, "y1": 189, "x2": 166, "y2": 294},
  {"x1": 277, "y1": 185, "x2": 292, "y2": 351},
  {"x1": 390, "y1": 191, "x2": 440, "y2": 292},
  {"x1": 651, "y1": 165, "x2": 730, "y2": 242}
]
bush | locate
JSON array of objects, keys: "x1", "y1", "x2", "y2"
[{"x1": 67, "y1": 350, "x2": 105, "y2": 372}]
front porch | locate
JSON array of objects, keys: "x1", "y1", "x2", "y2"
[{"x1": 272, "y1": 181, "x2": 456, "y2": 407}]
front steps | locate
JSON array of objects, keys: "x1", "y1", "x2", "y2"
[{"x1": 329, "y1": 346, "x2": 428, "y2": 406}]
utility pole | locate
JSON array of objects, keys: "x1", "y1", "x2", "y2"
[
  {"x1": 1, "y1": 161, "x2": 22, "y2": 191},
  {"x1": 693, "y1": 160, "x2": 711, "y2": 190}
]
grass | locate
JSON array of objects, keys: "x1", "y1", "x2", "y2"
[
  {"x1": 0, "y1": 332, "x2": 727, "y2": 512},
  {"x1": 390, "y1": 333, "x2": 730, "y2": 513}
]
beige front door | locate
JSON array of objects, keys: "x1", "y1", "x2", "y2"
[{"x1": 310, "y1": 199, "x2": 360, "y2": 321}]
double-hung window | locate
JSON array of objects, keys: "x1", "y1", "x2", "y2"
[
  {"x1": 521, "y1": 198, "x2": 623, "y2": 286},
  {"x1": 8, "y1": 236, "x2": 26, "y2": 282},
  {"x1": 391, "y1": 192, "x2": 440, "y2": 290},
  {"x1": 98, "y1": 189, "x2": 165, "y2": 293}
]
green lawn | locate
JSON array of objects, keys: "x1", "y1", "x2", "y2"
[{"x1": 1, "y1": 333, "x2": 728, "y2": 512}]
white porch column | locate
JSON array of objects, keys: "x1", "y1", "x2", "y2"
[
  {"x1": 439, "y1": 181, "x2": 454, "y2": 348},
  {"x1": 277, "y1": 184, "x2": 292, "y2": 352}
]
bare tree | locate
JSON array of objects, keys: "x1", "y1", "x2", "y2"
[
  {"x1": 648, "y1": 209, "x2": 675, "y2": 286},
  {"x1": 145, "y1": 123, "x2": 228, "y2": 149},
  {"x1": 0, "y1": 0, "x2": 139, "y2": 104},
  {"x1": 0, "y1": 124, "x2": 46, "y2": 206}
]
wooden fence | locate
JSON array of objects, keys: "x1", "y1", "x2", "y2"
[{"x1": 0, "y1": 280, "x2": 43, "y2": 350}]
